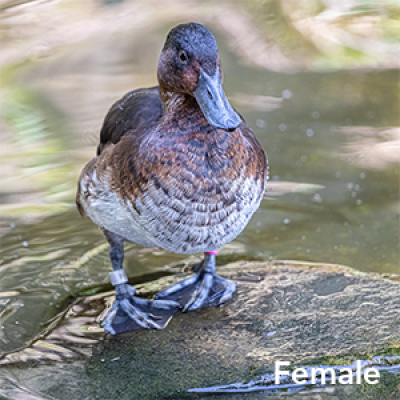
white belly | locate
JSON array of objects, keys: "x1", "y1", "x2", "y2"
[{"x1": 80, "y1": 170, "x2": 263, "y2": 254}]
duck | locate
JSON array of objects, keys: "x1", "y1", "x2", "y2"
[{"x1": 76, "y1": 22, "x2": 268, "y2": 335}]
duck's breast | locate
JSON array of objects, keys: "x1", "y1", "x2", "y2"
[{"x1": 110, "y1": 121, "x2": 267, "y2": 254}]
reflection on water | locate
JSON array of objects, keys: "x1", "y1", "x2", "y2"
[{"x1": 0, "y1": 0, "x2": 399, "y2": 398}]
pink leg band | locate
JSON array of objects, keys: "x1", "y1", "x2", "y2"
[{"x1": 205, "y1": 250, "x2": 218, "y2": 255}]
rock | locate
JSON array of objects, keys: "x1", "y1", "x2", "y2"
[{"x1": 1, "y1": 260, "x2": 400, "y2": 399}]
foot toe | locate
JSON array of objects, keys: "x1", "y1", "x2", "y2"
[
  {"x1": 154, "y1": 271, "x2": 237, "y2": 313},
  {"x1": 103, "y1": 317, "x2": 117, "y2": 335},
  {"x1": 120, "y1": 299, "x2": 162, "y2": 329},
  {"x1": 154, "y1": 274, "x2": 199, "y2": 301},
  {"x1": 102, "y1": 302, "x2": 119, "y2": 334},
  {"x1": 186, "y1": 272, "x2": 214, "y2": 311},
  {"x1": 216, "y1": 278, "x2": 237, "y2": 304},
  {"x1": 151, "y1": 299, "x2": 181, "y2": 310},
  {"x1": 102, "y1": 294, "x2": 179, "y2": 334}
]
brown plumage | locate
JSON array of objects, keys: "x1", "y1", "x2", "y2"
[
  {"x1": 76, "y1": 22, "x2": 268, "y2": 334},
  {"x1": 77, "y1": 91, "x2": 267, "y2": 253}
]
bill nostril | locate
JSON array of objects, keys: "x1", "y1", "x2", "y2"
[{"x1": 207, "y1": 89, "x2": 213, "y2": 100}]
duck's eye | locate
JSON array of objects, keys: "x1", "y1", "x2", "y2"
[{"x1": 178, "y1": 50, "x2": 188, "y2": 64}]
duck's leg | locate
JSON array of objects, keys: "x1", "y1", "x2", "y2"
[
  {"x1": 155, "y1": 252, "x2": 236, "y2": 312},
  {"x1": 102, "y1": 230, "x2": 180, "y2": 335}
]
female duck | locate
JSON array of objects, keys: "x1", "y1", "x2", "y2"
[{"x1": 77, "y1": 23, "x2": 268, "y2": 334}]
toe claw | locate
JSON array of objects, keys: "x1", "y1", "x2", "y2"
[{"x1": 104, "y1": 323, "x2": 116, "y2": 335}]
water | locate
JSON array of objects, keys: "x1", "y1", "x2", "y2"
[{"x1": 0, "y1": 1, "x2": 399, "y2": 398}]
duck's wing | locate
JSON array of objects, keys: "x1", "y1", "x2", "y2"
[{"x1": 97, "y1": 86, "x2": 163, "y2": 155}]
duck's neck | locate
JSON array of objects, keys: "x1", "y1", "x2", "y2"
[{"x1": 159, "y1": 89, "x2": 200, "y2": 116}]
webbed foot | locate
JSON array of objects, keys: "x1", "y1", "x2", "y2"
[
  {"x1": 102, "y1": 284, "x2": 180, "y2": 335},
  {"x1": 155, "y1": 253, "x2": 236, "y2": 312}
]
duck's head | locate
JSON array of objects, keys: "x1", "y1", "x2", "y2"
[{"x1": 157, "y1": 22, "x2": 241, "y2": 130}]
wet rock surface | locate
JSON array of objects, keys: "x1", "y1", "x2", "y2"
[{"x1": 1, "y1": 260, "x2": 400, "y2": 399}]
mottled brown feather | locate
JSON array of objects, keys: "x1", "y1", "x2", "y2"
[
  {"x1": 97, "y1": 86, "x2": 162, "y2": 155},
  {"x1": 109, "y1": 94, "x2": 266, "y2": 208},
  {"x1": 77, "y1": 23, "x2": 268, "y2": 254}
]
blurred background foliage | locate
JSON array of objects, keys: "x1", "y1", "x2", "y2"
[{"x1": 242, "y1": 0, "x2": 400, "y2": 69}]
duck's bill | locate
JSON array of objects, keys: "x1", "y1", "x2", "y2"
[{"x1": 194, "y1": 67, "x2": 241, "y2": 130}]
